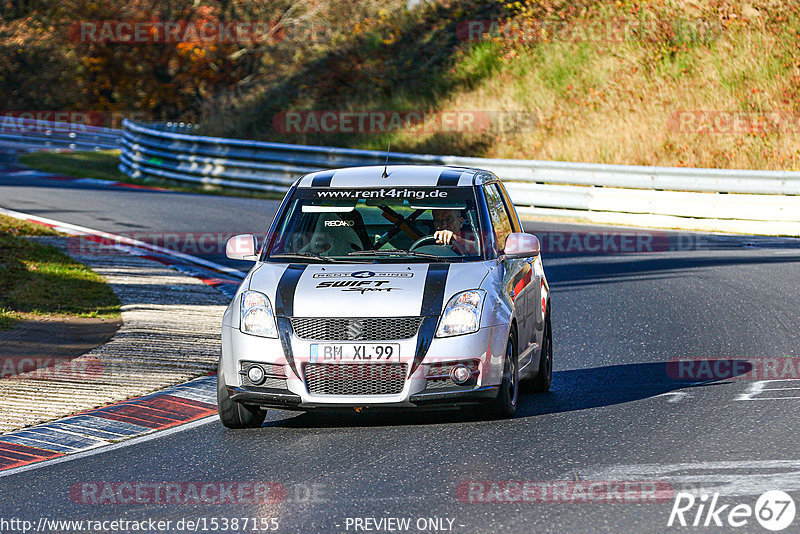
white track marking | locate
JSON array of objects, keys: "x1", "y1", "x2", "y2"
[
  {"x1": 735, "y1": 381, "x2": 767, "y2": 401},
  {"x1": 736, "y1": 380, "x2": 800, "y2": 401},
  {"x1": 0, "y1": 416, "x2": 219, "y2": 479},
  {"x1": 0, "y1": 206, "x2": 246, "y2": 279},
  {"x1": 656, "y1": 392, "x2": 690, "y2": 403},
  {"x1": 578, "y1": 460, "x2": 800, "y2": 497},
  {"x1": 740, "y1": 397, "x2": 800, "y2": 400}
]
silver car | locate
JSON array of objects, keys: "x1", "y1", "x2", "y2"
[{"x1": 218, "y1": 165, "x2": 551, "y2": 428}]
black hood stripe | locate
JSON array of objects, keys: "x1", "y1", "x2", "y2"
[
  {"x1": 436, "y1": 169, "x2": 462, "y2": 186},
  {"x1": 274, "y1": 264, "x2": 307, "y2": 316},
  {"x1": 311, "y1": 171, "x2": 335, "y2": 187},
  {"x1": 420, "y1": 263, "x2": 450, "y2": 316}
]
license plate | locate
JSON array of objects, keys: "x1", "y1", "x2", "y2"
[{"x1": 310, "y1": 344, "x2": 400, "y2": 363}]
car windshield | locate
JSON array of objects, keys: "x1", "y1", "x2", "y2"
[{"x1": 265, "y1": 186, "x2": 485, "y2": 263}]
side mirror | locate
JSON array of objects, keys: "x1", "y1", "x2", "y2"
[
  {"x1": 503, "y1": 232, "x2": 540, "y2": 259},
  {"x1": 226, "y1": 234, "x2": 258, "y2": 261}
]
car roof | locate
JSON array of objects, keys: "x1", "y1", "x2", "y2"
[{"x1": 296, "y1": 165, "x2": 491, "y2": 188}]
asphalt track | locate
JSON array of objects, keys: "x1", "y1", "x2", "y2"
[{"x1": 2, "y1": 159, "x2": 800, "y2": 533}]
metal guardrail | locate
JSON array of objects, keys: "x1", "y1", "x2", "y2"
[
  {"x1": 0, "y1": 117, "x2": 121, "y2": 151},
  {"x1": 118, "y1": 119, "x2": 800, "y2": 235}
]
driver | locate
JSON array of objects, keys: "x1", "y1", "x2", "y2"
[{"x1": 432, "y1": 209, "x2": 478, "y2": 254}]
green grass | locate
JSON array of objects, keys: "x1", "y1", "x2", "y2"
[
  {"x1": 0, "y1": 309, "x2": 19, "y2": 330},
  {"x1": 18, "y1": 150, "x2": 283, "y2": 199},
  {"x1": 18, "y1": 150, "x2": 126, "y2": 182},
  {"x1": 452, "y1": 40, "x2": 505, "y2": 88},
  {"x1": 0, "y1": 214, "x2": 121, "y2": 330},
  {"x1": 0, "y1": 214, "x2": 61, "y2": 236}
]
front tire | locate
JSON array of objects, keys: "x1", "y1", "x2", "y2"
[
  {"x1": 486, "y1": 330, "x2": 518, "y2": 418},
  {"x1": 217, "y1": 359, "x2": 266, "y2": 429}
]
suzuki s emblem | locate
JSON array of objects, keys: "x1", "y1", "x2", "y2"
[{"x1": 347, "y1": 320, "x2": 365, "y2": 340}]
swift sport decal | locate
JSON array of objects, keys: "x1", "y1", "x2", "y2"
[
  {"x1": 508, "y1": 263, "x2": 533, "y2": 302},
  {"x1": 290, "y1": 264, "x2": 430, "y2": 317},
  {"x1": 312, "y1": 271, "x2": 413, "y2": 279},
  {"x1": 315, "y1": 280, "x2": 401, "y2": 294}
]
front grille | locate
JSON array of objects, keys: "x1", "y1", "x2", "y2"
[
  {"x1": 291, "y1": 317, "x2": 422, "y2": 341},
  {"x1": 304, "y1": 363, "x2": 407, "y2": 396}
]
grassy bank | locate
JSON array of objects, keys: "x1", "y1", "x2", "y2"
[
  {"x1": 203, "y1": 0, "x2": 800, "y2": 171},
  {"x1": 0, "y1": 214, "x2": 121, "y2": 330},
  {"x1": 18, "y1": 150, "x2": 127, "y2": 183}
]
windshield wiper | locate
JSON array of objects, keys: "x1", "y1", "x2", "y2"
[
  {"x1": 269, "y1": 252, "x2": 343, "y2": 263},
  {"x1": 347, "y1": 250, "x2": 443, "y2": 260}
]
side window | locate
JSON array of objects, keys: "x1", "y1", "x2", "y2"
[
  {"x1": 484, "y1": 184, "x2": 514, "y2": 251},
  {"x1": 495, "y1": 182, "x2": 522, "y2": 232}
]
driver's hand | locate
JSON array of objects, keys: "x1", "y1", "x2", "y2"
[{"x1": 434, "y1": 230, "x2": 455, "y2": 245}]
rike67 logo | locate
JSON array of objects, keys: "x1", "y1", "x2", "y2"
[{"x1": 668, "y1": 490, "x2": 796, "y2": 531}]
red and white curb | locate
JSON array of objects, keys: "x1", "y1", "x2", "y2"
[
  {"x1": 0, "y1": 376, "x2": 217, "y2": 474},
  {"x1": 0, "y1": 207, "x2": 252, "y2": 473}
]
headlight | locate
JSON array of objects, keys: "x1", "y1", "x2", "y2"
[
  {"x1": 240, "y1": 290, "x2": 278, "y2": 338},
  {"x1": 436, "y1": 290, "x2": 486, "y2": 338}
]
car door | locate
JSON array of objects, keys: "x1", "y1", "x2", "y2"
[
  {"x1": 497, "y1": 181, "x2": 545, "y2": 364},
  {"x1": 483, "y1": 182, "x2": 537, "y2": 371}
]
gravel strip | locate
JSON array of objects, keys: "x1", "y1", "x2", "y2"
[{"x1": 0, "y1": 237, "x2": 229, "y2": 433}]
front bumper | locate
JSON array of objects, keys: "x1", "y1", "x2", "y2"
[
  {"x1": 221, "y1": 321, "x2": 508, "y2": 410},
  {"x1": 227, "y1": 384, "x2": 500, "y2": 411}
]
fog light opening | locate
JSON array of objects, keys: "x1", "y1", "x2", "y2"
[
  {"x1": 450, "y1": 364, "x2": 472, "y2": 385},
  {"x1": 247, "y1": 365, "x2": 265, "y2": 385}
]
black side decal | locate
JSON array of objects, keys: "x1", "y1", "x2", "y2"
[
  {"x1": 274, "y1": 264, "x2": 306, "y2": 316},
  {"x1": 411, "y1": 264, "x2": 450, "y2": 375},
  {"x1": 274, "y1": 264, "x2": 306, "y2": 378},
  {"x1": 437, "y1": 169, "x2": 462, "y2": 186},
  {"x1": 410, "y1": 316, "x2": 439, "y2": 377},
  {"x1": 311, "y1": 171, "x2": 335, "y2": 188},
  {"x1": 276, "y1": 317, "x2": 300, "y2": 379}
]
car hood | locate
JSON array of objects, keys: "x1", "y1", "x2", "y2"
[{"x1": 249, "y1": 262, "x2": 494, "y2": 318}]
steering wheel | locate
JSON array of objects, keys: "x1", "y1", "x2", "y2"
[{"x1": 410, "y1": 235, "x2": 466, "y2": 255}]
